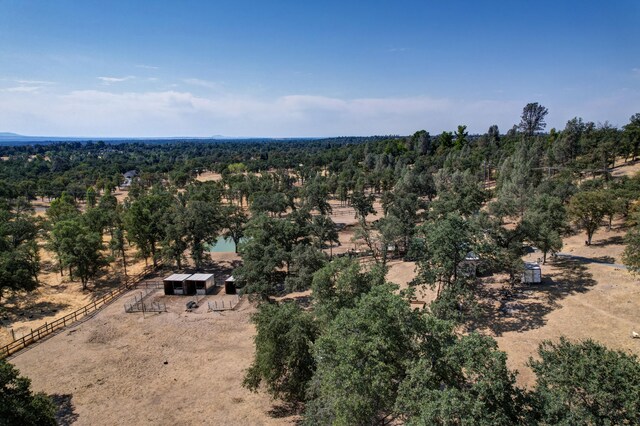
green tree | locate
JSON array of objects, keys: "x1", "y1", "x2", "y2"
[
  {"x1": 568, "y1": 190, "x2": 608, "y2": 245},
  {"x1": 438, "y1": 131, "x2": 454, "y2": 150},
  {"x1": 49, "y1": 218, "x2": 105, "y2": 289},
  {"x1": 123, "y1": 188, "x2": 172, "y2": 266},
  {"x1": 110, "y1": 224, "x2": 128, "y2": 276},
  {"x1": 244, "y1": 301, "x2": 318, "y2": 404},
  {"x1": 310, "y1": 214, "x2": 339, "y2": 257},
  {"x1": 519, "y1": 102, "x2": 548, "y2": 137},
  {"x1": 161, "y1": 200, "x2": 188, "y2": 268},
  {"x1": 0, "y1": 359, "x2": 56, "y2": 426},
  {"x1": 416, "y1": 213, "x2": 474, "y2": 294},
  {"x1": 46, "y1": 191, "x2": 78, "y2": 223},
  {"x1": 530, "y1": 337, "x2": 640, "y2": 425},
  {"x1": 47, "y1": 219, "x2": 77, "y2": 276},
  {"x1": 385, "y1": 186, "x2": 420, "y2": 253},
  {"x1": 223, "y1": 205, "x2": 247, "y2": 254},
  {"x1": 623, "y1": 112, "x2": 640, "y2": 160},
  {"x1": 235, "y1": 214, "x2": 302, "y2": 298},
  {"x1": 412, "y1": 130, "x2": 431, "y2": 155},
  {"x1": 85, "y1": 186, "x2": 97, "y2": 209},
  {"x1": 396, "y1": 332, "x2": 529, "y2": 425},
  {"x1": 305, "y1": 284, "x2": 419, "y2": 425},
  {"x1": 350, "y1": 190, "x2": 376, "y2": 223},
  {"x1": 311, "y1": 258, "x2": 373, "y2": 327},
  {"x1": 454, "y1": 124, "x2": 468, "y2": 149},
  {"x1": 184, "y1": 199, "x2": 221, "y2": 269},
  {"x1": 285, "y1": 244, "x2": 328, "y2": 292},
  {"x1": 623, "y1": 214, "x2": 640, "y2": 273},
  {"x1": 302, "y1": 178, "x2": 332, "y2": 215},
  {"x1": 73, "y1": 229, "x2": 106, "y2": 290},
  {"x1": 522, "y1": 194, "x2": 567, "y2": 263},
  {"x1": 0, "y1": 204, "x2": 40, "y2": 299}
]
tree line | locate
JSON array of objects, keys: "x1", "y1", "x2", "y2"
[{"x1": 1, "y1": 103, "x2": 640, "y2": 423}]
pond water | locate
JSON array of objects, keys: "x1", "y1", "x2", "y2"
[{"x1": 208, "y1": 236, "x2": 245, "y2": 252}]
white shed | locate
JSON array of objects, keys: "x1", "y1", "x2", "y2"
[
  {"x1": 522, "y1": 262, "x2": 542, "y2": 284},
  {"x1": 187, "y1": 273, "x2": 215, "y2": 295}
]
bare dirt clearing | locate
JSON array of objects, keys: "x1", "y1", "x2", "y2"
[
  {"x1": 195, "y1": 171, "x2": 223, "y2": 182},
  {"x1": 12, "y1": 291, "x2": 298, "y2": 425},
  {"x1": 474, "y1": 222, "x2": 640, "y2": 386}
]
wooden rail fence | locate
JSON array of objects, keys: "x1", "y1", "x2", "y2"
[{"x1": 1, "y1": 265, "x2": 159, "y2": 359}]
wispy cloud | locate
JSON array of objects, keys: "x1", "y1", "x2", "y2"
[
  {"x1": 633, "y1": 68, "x2": 640, "y2": 76},
  {"x1": 2, "y1": 79, "x2": 55, "y2": 94},
  {"x1": 16, "y1": 79, "x2": 55, "y2": 85},
  {"x1": 4, "y1": 86, "x2": 42, "y2": 93},
  {"x1": 136, "y1": 64, "x2": 159, "y2": 70},
  {"x1": 98, "y1": 76, "x2": 135, "y2": 84},
  {"x1": 183, "y1": 78, "x2": 222, "y2": 91}
]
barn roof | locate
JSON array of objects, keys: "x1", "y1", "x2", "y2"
[
  {"x1": 164, "y1": 273, "x2": 192, "y2": 281},
  {"x1": 524, "y1": 262, "x2": 541, "y2": 270},
  {"x1": 187, "y1": 273, "x2": 214, "y2": 281}
]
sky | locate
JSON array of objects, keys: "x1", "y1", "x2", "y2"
[{"x1": 0, "y1": 0, "x2": 638, "y2": 138}]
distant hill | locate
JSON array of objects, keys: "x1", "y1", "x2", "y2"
[
  {"x1": 0, "y1": 132, "x2": 330, "y2": 147},
  {"x1": 0, "y1": 133, "x2": 98, "y2": 146}
]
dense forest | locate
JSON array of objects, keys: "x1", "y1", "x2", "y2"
[{"x1": 2, "y1": 104, "x2": 640, "y2": 424}]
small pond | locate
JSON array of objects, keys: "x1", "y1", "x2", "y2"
[{"x1": 208, "y1": 236, "x2": 246, "y2": 253}]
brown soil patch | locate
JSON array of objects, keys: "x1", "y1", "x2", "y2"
[
  {"x1": 11, "y1": 293, "x2": 297, "y2": 425},
  {"x1": 473, "y1": 222, "x2": 640, "y2": 387},
  {"x1": 0, "y1": 241, "x2": 149, "y2": 347},
  {"x1": 195, "y1": 171, "x2": 223, "y2": 182},
  {"x1": 612, "y1": 158, "x2": 640, "y2": 178}
]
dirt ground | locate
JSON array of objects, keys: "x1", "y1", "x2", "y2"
[
  {"x1": 484, "y1": 221, "x2": 640, "y2": 386},
  {"x1": 0, "y1": 240, "x2": 150, "y2": 347},
  {"x1": 195, "y1": 171, "x2": 223, "y2": 182},
  {"x1": 11, "y1": 290, "x2": 298, "y2": 425}
]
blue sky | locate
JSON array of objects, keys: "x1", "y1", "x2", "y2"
[{"x1": 0, "y1": 0, "x2": 638, "y2": 137}]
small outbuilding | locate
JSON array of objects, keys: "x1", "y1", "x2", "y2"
[
  {"x1": 225, "y1": 276, "x2": 236, "y2": 295},
  {"x1": 459, "y1": 252, "x2": 481, "y2": 277},
  {"x1": 163, "y1": 273, "x2": 192, "y2": 295},
  {"x1": 522, "y1": 262, "x2": 542, "y2": 284},
  {"x1": 187, "y1": 273, "x2": 215, "y2": 295}
]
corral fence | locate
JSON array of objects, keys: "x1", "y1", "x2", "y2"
[
  {"x1": 208, "y1": 296, "x2": 241, "y2": 312},
  {"x1": 1, "y1": 265, "x2": 160, "y2": 359},
  {"x1": 124, "y1": 284, "x2": 166, "y2": 314}
]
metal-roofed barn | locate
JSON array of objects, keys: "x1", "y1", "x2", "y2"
[
  {"x1": 163, "y1": 273, "x2": 192, "y2": 295},
  {"x1": 186, "y1": 273, "x2": 215, "y2": 295}
]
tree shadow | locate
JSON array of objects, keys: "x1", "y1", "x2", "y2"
[
  {"x1": 268, "y1": 402, "x2": 302, "y2": 419},
  {"x1": 209, "y1": 260, "x2": 243, "y2": 284},
  {"x1": 468, "y1": 257, "x2": 597, "y2": 336},
  {"x1": 557, "y1": 254, "x2": 617, "y2": 266},
  {"x1": 591, "y1": 235, "x2": 624, "y2": 247},
  {"x1": 0, "y1": 300, "x2": 70, "y2": 326},
  {"x1": 50, "y1": 393, "x2": 79, "y2": 425},
  {"x1": 40, "y1": 259, "x2": 59, "y2": 273}
]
